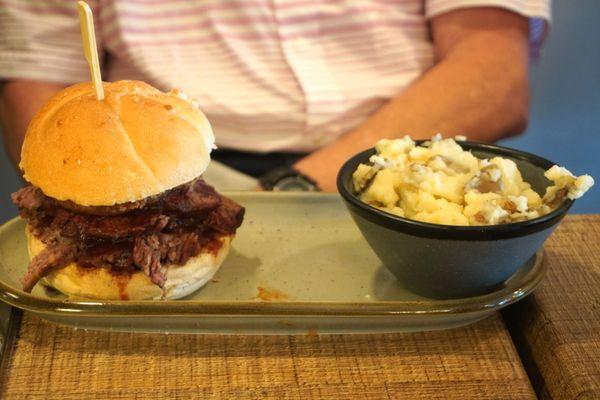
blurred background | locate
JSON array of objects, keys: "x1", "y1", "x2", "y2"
[{"x1": 1, "y1": 0, "x2": 598, "y2": 222}]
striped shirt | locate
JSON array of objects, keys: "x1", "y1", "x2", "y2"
[{"x1": 0, "y1": 0, "x2": 550, "y2": 153}]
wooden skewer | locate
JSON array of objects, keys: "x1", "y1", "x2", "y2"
[{"x1": 77, "y1": 1, "x2": 104, "y2": 100}]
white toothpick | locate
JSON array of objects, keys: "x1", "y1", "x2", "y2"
[{"x1": 77, "y1": 1, "x2": 104, "y2": 100}]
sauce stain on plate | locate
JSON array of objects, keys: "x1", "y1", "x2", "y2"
[{"x1": 254, "y1": 286, "x2": 290, "y2": 301}]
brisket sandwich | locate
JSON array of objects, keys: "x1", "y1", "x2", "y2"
[{"x1": 11, "y1": 80, "x2": 244, "y2": 300}]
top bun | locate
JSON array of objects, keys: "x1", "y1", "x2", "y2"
[{"x1": 20, "y1": 80, "x2": 215, "y2": 206}]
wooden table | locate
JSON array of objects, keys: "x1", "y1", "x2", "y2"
[{"x1": 0, "y1": 215, "x2": 598, "y2": 399}]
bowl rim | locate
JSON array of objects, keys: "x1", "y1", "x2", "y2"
[{"x1": 336, "y1": 140, "x2": 573, "y2": 241}]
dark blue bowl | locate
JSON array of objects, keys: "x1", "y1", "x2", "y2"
[{"x1": 337, "y1": 141, "x2": 573, "y2": 299}]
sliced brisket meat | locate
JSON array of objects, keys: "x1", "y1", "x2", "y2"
[
  {"x1": 77, "y1": 242, "x2": 135, "y2": 272},
  {"x1": 205, "y1": 196, "x2": 245, "y2": 234},
  {"x1": 132, "y1": 232, "x2": 206, "y2": 287},
  {"x1": 11, "y1": 186, "x2": 45, "y2": 211},
  {"x1": 162, "y1": 179, "x2": 222, "y2": 215},
  {"x1": 11, "y1": 186, "x2": 55, "y2": 226},
  {"x1": 58, "y1": 212, "x2": 170, "y2": 242},
  {"x1": 133, "y1": 235, "x2": 166, "y2": 287},
  {"x1": 57, "y1": 197, "x2": 148, "y2": 216},
  {"x1": 159, "y1": 232, "x2": 203, "y2": 265},
  {"x1": 29, "y1": 221, "x2": 62, "y2": 245},
  {"x1": 12, "y1": 177, "x2": 244, "y2": 292},
  {"x1": 22, "y1": 238, "x2": 78, "y2": 292},
  {"x1": 178, "y1": 232, "x2": 204, "y2": 264},
  {"x1": 45, "y1": 178, "x2": 222, "y2": 216}
]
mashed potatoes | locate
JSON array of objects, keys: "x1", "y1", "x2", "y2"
[{"x1": 352, "y1": 135, "x2": 594, "y2": 226}]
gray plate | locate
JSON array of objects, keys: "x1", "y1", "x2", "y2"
[{"x1": 0, "y1": 193, "x2": 544, "y2": 334}]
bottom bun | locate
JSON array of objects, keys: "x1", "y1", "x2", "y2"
[{"x1": 26, "y1": 227, "x2": 232, "y2": 300}]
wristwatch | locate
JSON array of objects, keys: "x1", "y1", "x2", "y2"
[{"x1": 258, "y1": 166, "x2": 320, "y2": 191}]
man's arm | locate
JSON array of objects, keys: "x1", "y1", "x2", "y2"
[
  {"x1": 0, "y1": 80, "x2": 67, "y2": 166},
  {"x1": 295, "y1": 8, "x2": 531, "y2": 191}
]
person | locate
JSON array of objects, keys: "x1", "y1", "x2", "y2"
[{"x1": 0, "y1": 1, "x2": 549, "y2": 191}]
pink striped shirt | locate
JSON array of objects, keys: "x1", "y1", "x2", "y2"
[{"x1": 0, "y1": 0, "x2": 550, "y2": 153}]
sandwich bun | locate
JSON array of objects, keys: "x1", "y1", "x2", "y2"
[
  {"x1": 19, "y1": 80, "x2": 215, "y2": 206},
  {"x1": 26, "y1": 227, "x2": 232, "y2": 300}
]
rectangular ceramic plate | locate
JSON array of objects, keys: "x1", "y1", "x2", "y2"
[{"x1": 0, "y1": 193, "x2": 543, "y2": 334}]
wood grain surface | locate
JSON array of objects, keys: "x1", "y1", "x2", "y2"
[
  {"x1": 503, "y1": 215, "x2": 600, "y2": 400},
  {"x1": 0, "y1": 313, "x2": 534, "y2": 399}
]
